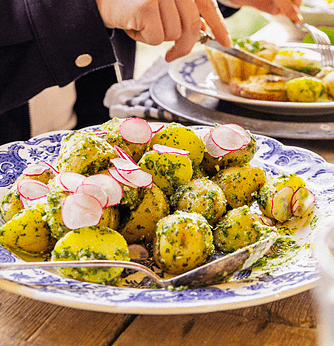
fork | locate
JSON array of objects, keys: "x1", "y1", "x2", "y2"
[{"x1": 294, "y1": 22, "x2": 334, "y2": 67}]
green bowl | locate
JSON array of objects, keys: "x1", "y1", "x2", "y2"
[{"x1": 302, "y1": 27, "x2": 334, "y2": 45}]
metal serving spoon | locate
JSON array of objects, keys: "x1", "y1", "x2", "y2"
[{"x1": 0, "y1": 233, "x2": 277, "y2": 288}]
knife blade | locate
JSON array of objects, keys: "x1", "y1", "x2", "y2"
[{"x1": 200, "y1": 31, "x2": 309, "y2": 80}]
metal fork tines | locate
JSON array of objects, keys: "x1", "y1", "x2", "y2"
[{"x1": 297, "y1": 23, "x2": 334, "y2": 67}]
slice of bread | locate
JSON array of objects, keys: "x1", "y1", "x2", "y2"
[{"x1": 229, "y1": 75, "x2": 287, "y2": 101}]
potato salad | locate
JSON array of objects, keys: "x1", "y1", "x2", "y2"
[{"x1": 0, "y1": 118, "x2": 315, "y2": 288}]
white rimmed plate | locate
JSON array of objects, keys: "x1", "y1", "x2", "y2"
[
  {"x1": 0, "y1": 125, "x2": 332, "y2": 314},
  {"x1": 168, "y1": 47, "x2": 334, "y2": 116}
]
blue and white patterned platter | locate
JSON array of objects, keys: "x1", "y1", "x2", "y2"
[
  {"x1": 0, "y1": 126, "x2": 332, "y2": 315},
  {"x1": 168, "y1": 48, "x2": 334, "y2": 116}
]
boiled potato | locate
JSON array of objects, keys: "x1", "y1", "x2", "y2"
[
  {"x1": 1, "y1": 170, "x2": 55, "y2": 222},
  {"x1": 286, "y1": 77, "x2": 324, "y2": 102},
  {"x1": 119, "y1": 183, "x2": 170, "y2": 243},
  {"x1": 322, "y1": 70, "x2": 334, "y2": 98},
  {"x1": 138, "y1": 149, "x2": 193, "y2": 195},
  {"x1": 256, "y1": 173, "x2": 305, "y2": 222},
  {"x1": 45, "y1": 186, "x2": 120, "y2": 239},
  {"x1": 55, "y1": 130, "x2": 118, "y2": 175},
  {"x1": 213, "y1": 205, "x2": 269, "y2": 253},
  {"x1": 0, "y1": 203, "x2": 56, "y2": 254},
  {"x1": 51, "y1": 226, "x2": 129, "y2": 285},
  {"x1": 153, "y1": 211, "x2": 214, "y2": 275},
  {"x1": 99, "y1": 118, "x2": 147, "y2": 162},
  {"x1": 150, "y1": 123, "x2": 206, "y2": 165},
  {"x1": 201, "y1": 135, "x2": 257, "y2": 176},
  {"x1": 170, "y1": 178, "x2": 227, "y2": 225},
  {"x1": 212, "y1": 165, "x2": 266, "y2": 209}
]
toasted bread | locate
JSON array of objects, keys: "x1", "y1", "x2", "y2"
[{"x1": 229, "y1": 75, "x2": 287, "y2": 101}]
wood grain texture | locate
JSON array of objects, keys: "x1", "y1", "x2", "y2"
[{"x1": 0, "y1": 289, "x2": 135, "y2": 346}]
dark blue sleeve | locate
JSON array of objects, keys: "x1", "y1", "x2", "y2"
[
  {"x1": 218, "y1": 2, "x2": 239, "y2": 18},
  {"x1": 0, "y1": 0, "x2": 117, "y2": 114}
]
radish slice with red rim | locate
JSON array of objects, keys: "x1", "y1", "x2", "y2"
[
  {"x1": 61, "y1": 193, "x2": 103, "y2": 230},
  {"x1": 152, "y1": 144, "x2": 189, "y2": 155},
  {"x1": 194, "y1": 128, "x2": 210, "y2": 140},
  {"x1": 83, "y1": 174, "x2": 123, "y2": 207},
  {"x1": 110, "y1": 158, "x2": 141, "y2": 172},
  {"x1": 56, "y1": 172, "x2": 86, "y2": 192},
  {"x1": 75, "y1": 184, "x2": 109, "y2": 209},
  {"x1": 22, "y1": 164, "x2": 48, "y2": 176},
  {"x1": 41, "y1": 161, "x2": 59, "y2": 174},
  {"x1": 204, "y1": 130, "x2": 232, "y2": 158},
  {"x1": 120, "y1": 118, "x2": 152, "y2": 144},
  {"x1": 291, "y1": 187, "x2": 315, "y2": 217},
  {"x1": 108, "y1": 167, "x2": 139, "y2": 189},
  {"x1": 114, "y1": 145, "x2": 137, "y2": 164},
  {"x1": 94, "y1": 131, "x2": 107, "y2": 136},
  {"x1": 271, "y1": 186, "x2": 294, "y2": 223},
  {"x1": 211, "y1": 125, "x2": 244, "y2": 151},
  {"x1": 116, "y1": 167, "x2": 153, "y2": 188},
  {"x1": 149, "y1": 123, "x2": 165, "y2": 133},
  {"x1": 20, "y1": 195, "x2": 48, "y2": 209},
  {"x1": 17, "y1": 179, "x2": 50, "y2": 200},
  {"x1": 225, "y1": 124, "x2": 251, "y2": 148}
]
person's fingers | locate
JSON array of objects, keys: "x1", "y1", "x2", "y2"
[
  {"x1": 158, "y1": 0, "x2": 182, "y2": 41},
  {"x1": 195, "y1": 0, "x2": 232, "y2": 48},
  {"x1": 274, "y1": 0, "x2": 303, "y2": 23},
  {"x1": 165, "y1": 0, "x2": 201, "y2": 62}
]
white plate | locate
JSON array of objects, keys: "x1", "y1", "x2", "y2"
[
  {"x1": 0, "y1": 126, "x2": 332, "y2": 314},
  {"x1": 168, "y1": 49, "x2": 334, "y2": 116}
]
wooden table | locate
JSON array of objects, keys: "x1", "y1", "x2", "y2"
[{"x1": 0, "y1": 20, "x2": 331, "y2": 346}]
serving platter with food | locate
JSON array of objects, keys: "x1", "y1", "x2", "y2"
[
  {"x1": 168, "y1": 42, "x2": 334, "y2": 115},
  {"x1": 0, "y1": 118, "x2": 332, "y2": 314}
]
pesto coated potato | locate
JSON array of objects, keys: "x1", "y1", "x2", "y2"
[
  {"x1": 0, "y1": 203, "x2": 56, "y2": 254},
  {"x1": 99, "y1": 118, "x2": 147, "y2": 162},
  {"x1": 286, "y1": 77, "x2": 324, "y2": 102},
  {"x1": 138, "y1": 149, "x2": 193, "y2": 195},
  {"x1": 201, "y1": 135, "x2": 256, "y2": 176},
  {"x1": 55, "y1": 130, "x2": 118, "y2": 175},
  {"x1": 153, "y1": 211, "x2": 214, "y2": 275},
  {"x1": 119, "y1": 183, "x2": 170, "y2": 243},
  {"x1": 213, "y1": 205, "x2": 267, "y2": 253},
  {"x1": 212, "y1": 165, "x2": 266, "y2": 209},
  {"x1": 150, "y1": 122, "x2": 206, "y2": 165},
  {"x1": 171, "y1": 178, "x2": 227, "y2": 225},
  {"x1": 51, "y1": 226, "x2": 129, "y2": 284}
]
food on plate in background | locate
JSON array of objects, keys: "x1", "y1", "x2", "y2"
[
  {"x1": 0, "y1": 119, "x2": 316, "y2": 287},
  {"x1": 229, "y1": 75, "x2": 288, "y2": 101},
  {"x1": 273, "y1": 48, "x2": 321, "y2": 76},
  {"x1": 206, "y1": 37, "x2": 279, "y2": 83},
  {"x1": 286, "y1": 77, "x2": 325, "y2": 102}
]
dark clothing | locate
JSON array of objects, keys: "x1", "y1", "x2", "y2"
[{"x1": 0, "y1": 1, "x2": 237, "y2": 144}]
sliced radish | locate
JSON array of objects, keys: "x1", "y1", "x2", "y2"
[
  {"x1": 271, "y1": 186, "x2": 294, "y2": 223},
  {"x1": 149, "y1": 123, "x2": 165, "y2": 133},
  {"x1": 75, "y1": 184, "x2": 109, "y2": 209},
  {"x1": 225, "y1": 124, "x2": 251, "y2": 148},
  {"x1": 204, "y1": 130, "x2": 232, "y2": 158},
  {"x1": 119, "y1": 118, "x2": 152, "y2": 144},
  {"x1": 194, "y1": 128, "x2": 210, "y2": 140},
  {"x1": 56, "y1": 172, "x2": 86, "y2": 192},
  {"x1": 116, "y1": 167, "x2": 153, "y2": 188},
  {"x1": 110, "y1": 157, "x2": 141, "y2": 172},
  {"x1": 22, "y1": 163, "x2": 48, "y2": 176},
  {"x1": 211, "y1": 125, "x2": 244, "y2": 151},
  {"x1": 152, "y1": 144, "x2": 189, "y2": 155},
  {"x1": 17, "y1": 179, "x2": 50, "y2": 201},
  {"x1": 83, "y1": 174, "x2": 123, "y2": 207},
  {"x1": 20, "y1": 195, "x2": 48, "y2": 209},
  {"x1": 41, "y1": 161, "x2": 59, "y2": 174},
  {"x1": 61, "y1": 193, "x2": 103, "y2": 230},
  {"x1": 291, "y1": 187, "x2": 315, "y2": 217},
  {"x1": 94, "y1": 131, "x2": 107, "y2": 136},
  {"x1": 114, "y1": 145, "x2": 137, "y2": 164},
  {"x1": 108, "y1": 167, "x2": 139, "y2": 189}
]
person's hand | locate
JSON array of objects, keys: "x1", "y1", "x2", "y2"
[
  {"x1": 95, "y1": 0, "x2": 232, "y2": 62},
  {"x1": 230, "y1": 0, "x2": 303, "y2": 23}
]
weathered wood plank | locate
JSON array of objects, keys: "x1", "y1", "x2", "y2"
[
  {"x1": 0, "y1": 289, "x2": 135, "y2": 346},
  {"x1": 112, "y1": 291, "x2": 317, "y2": 346}
]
